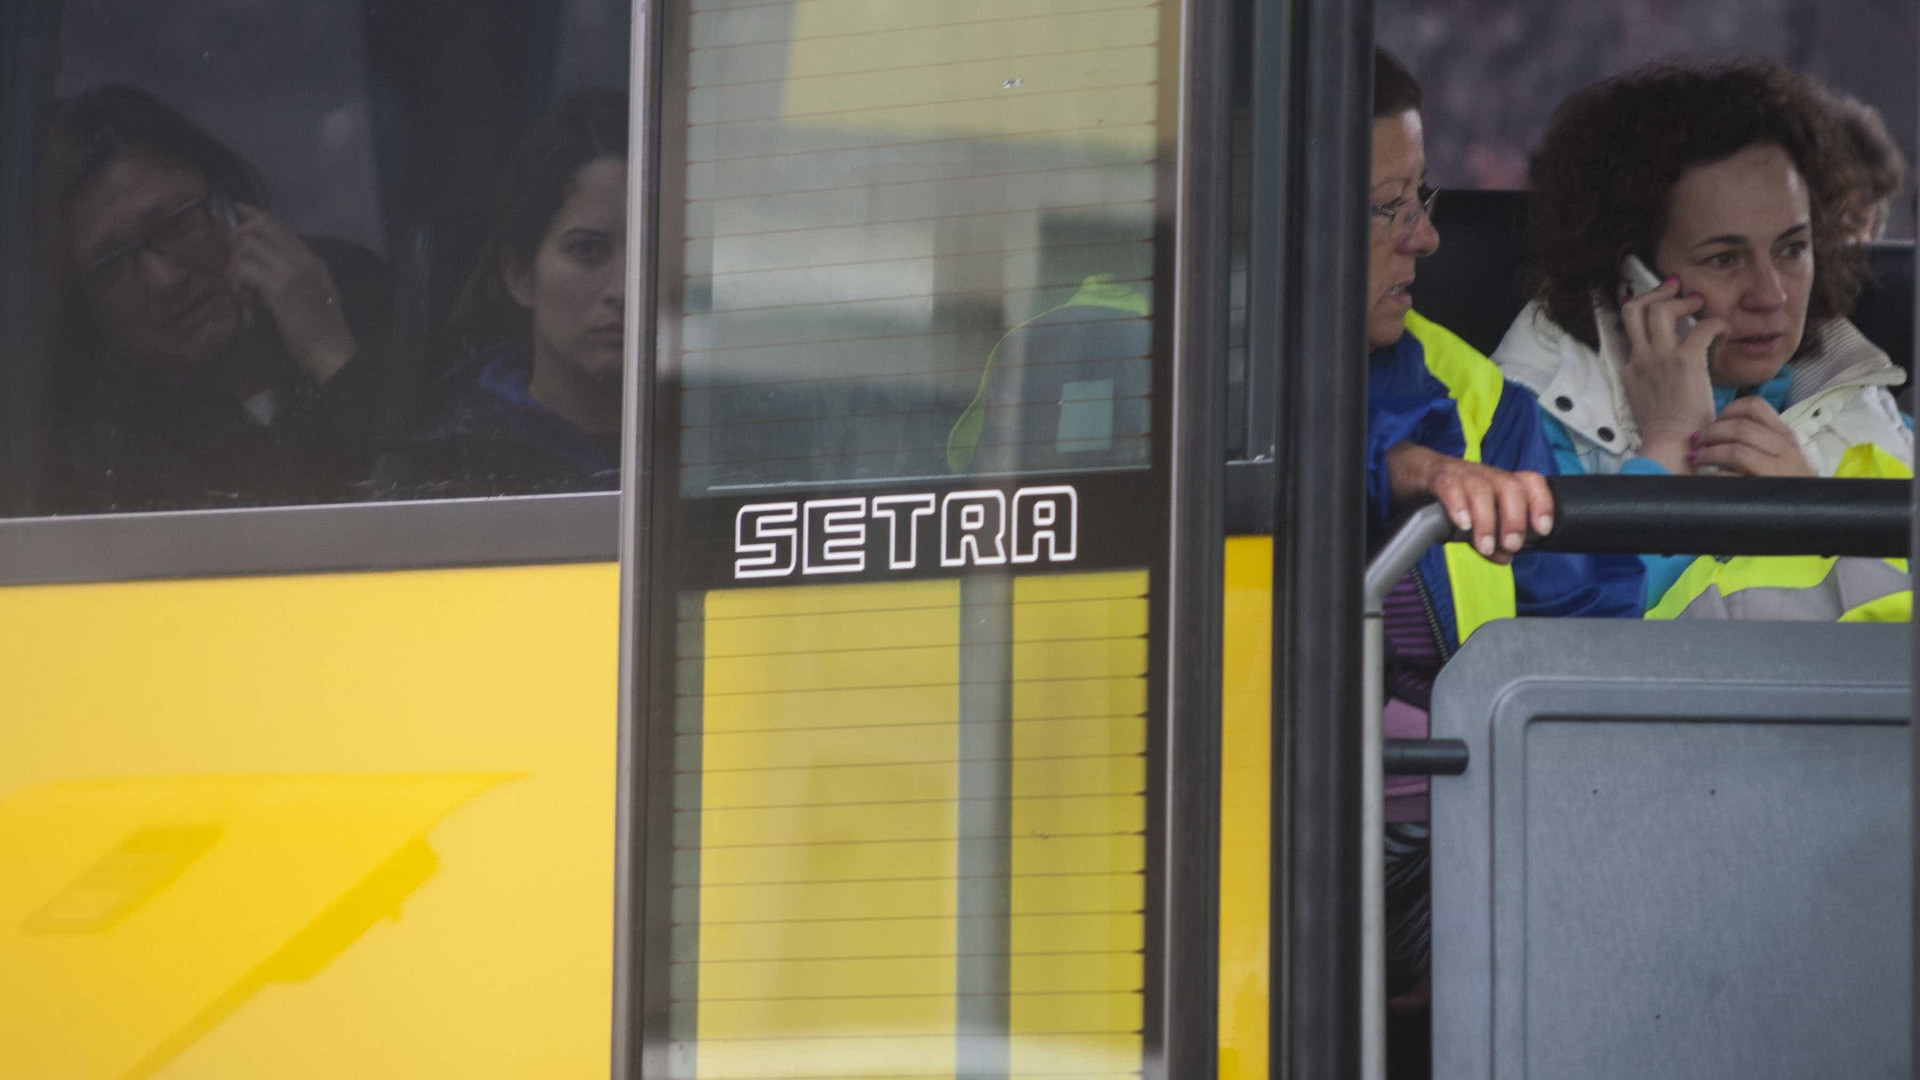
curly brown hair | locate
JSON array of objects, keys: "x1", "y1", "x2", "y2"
[{"x1": 1526, "y1": 60, "x2": 1861, "y2": 352}]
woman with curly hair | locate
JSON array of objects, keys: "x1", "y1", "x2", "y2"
[
  {"x1": 1824, "y1": 91, "x2": 1907, "y2": 244},
  {"x1": 1492, "y1": 60, "x2": 1912, "y2": 618}
]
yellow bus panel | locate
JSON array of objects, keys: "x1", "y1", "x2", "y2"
[{"x1": 0, "y1": 563, "x2": 619, "y2": 1080}]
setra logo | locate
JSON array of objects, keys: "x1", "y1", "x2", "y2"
[{"x1": 733, "y1": 485, "x2": 1079, "y2": 579}]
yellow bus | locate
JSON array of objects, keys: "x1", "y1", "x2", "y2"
[{"x1": 1, "y1": 1, "x2": 1912, "y2": 1079}]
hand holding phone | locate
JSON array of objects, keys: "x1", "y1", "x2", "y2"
[
  {"x1": 210, "y1": 193, "x2": 255, "y2": 329},
  {"x1": 225, "y1": 202, "x2": 357, "y2": 383},
  {"x1": 1614, "y1": 255, "x2": 1724, "y2": 473},
  {"x1": 1620, "y1": 255, "x2": 1696, "y2": 338}
]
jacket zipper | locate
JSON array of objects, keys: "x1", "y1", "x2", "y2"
[{"x1": 1411, "y1": 562, "x2": 1453, "y2": 665}]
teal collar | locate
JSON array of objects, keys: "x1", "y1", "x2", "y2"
[{"x1": 1713, "y1": 369, "x2": 1793, "y2": 413}]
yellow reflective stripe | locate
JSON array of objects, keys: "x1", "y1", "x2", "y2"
[
  {"x1": 1840, "y1": 590, "x2": 1913, "y2": 622},
  {"x1": 1404, "y1": 310, "x2": 1502, "y2": 463},
  {"x1": 1651, "y1": 554, "x2": 1911, "y2": 620},
  {"x1": 947, "y1": 274, "x2": 1147, "y2": 472},
  {"x1": 1833, "y1": 441, "x2": 1914, "y2": 480},
  {"x1": 1443, "y1": 541, "x2": 1517, "y2": 640},
  {"x1": 1646, "y1": 555, "x2": 1734, "y2": 619},
  {"x1": 1650, "y1": 444, "x2": 1911, "y2": 619},
  {"x1": 1700, "y1": 554, "x2": 1842, "y2": 593},
  {"x1": 1406, "y1": 310, "x2": 1517, "y2": 639}
]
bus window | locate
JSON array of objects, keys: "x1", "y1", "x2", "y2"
[
  {"x1": 667, "y1": 3, "x2": 1162, "y2": 493},
  {"x1": 0, "y1": 0, "x2": 632, "y2": 516}
]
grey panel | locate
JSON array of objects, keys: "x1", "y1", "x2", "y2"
[
  {"x1": 0, "y1": 492, "x2": 618, "y2": 585},
  {"x1": 1431, "y1": 620, "x2": 1912, "y2": 1080}
]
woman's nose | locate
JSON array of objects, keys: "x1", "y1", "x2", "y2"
[
  {"x1": 1401, "y1": 212, "x2": 1440, "y2": 258},
  {"x1": 1743, "y1": 262, "x2": 1788, "y2": 309},
  {"x1": 599, "y1": 244, "x2": 628, "y2": 304},
  {"x1": 139, "y1": 248, "x2": 192, "y2": 295}
]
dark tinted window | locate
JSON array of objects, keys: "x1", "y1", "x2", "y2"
[{"x1": 1, "y1": 0, "x2": 632, "y2": 515}]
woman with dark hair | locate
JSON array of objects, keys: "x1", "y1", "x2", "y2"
[
  {"x1": 375, "y1": 89, "x2": 628, "y2": 495},
  {"x1": 39, "y1": 84, "x2": 390, "y2": 510},
  {"x1": 1493, "y1": 61, "x2": 1911, "y2": 618}
]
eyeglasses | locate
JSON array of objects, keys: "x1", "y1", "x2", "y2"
[
  {"x1": 77, "y1": 193, "x2": 223, "y2": 299},
  {"x1": 1369, "y1": 185, "x2": 1438, "y2": 236}
]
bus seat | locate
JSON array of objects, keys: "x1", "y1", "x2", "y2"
[
  {"x1": 387, "y1": 207, "x2": 493, "y2": 416},
  {"x1": 1413, "y1": 189, "x2": 1530, "y2": 357},
  {"x1": 1429, "y1": 619, "x2": 1910, "y2": 1080},
  {"x1": 1855, "y1": 241, "x2": 1915, "y2": 376}
]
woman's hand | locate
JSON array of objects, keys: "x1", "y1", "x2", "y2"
[
  {"x1": 1386, "y1": 442, "x2": 1554, "y2": 564},
  {"x1": 1689, "y1": 395, "x2": 1815, "y2": 476},
  {"x1": 1618, "y1": 275, "x2": 1726, "y2": 473},
  {"x1": 227, "y1": 204, "x2": 357, "y2": 384}
]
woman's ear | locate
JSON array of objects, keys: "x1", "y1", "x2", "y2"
[{"x1": 502, "y1": 248, "x2": 535, "y2": 310}]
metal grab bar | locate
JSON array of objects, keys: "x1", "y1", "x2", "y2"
[
  {"x1": 1360, "y1": 502, "x2": 1454, "y2": 1076},
  {"x1": 1357, "y1": 475, "x2": 1910, "y2": 1075}
]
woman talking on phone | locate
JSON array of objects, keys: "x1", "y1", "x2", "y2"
[
  {"x1": 1492, "y1": 60, "x2": 1913, "y2": 618},
  {"x1": 38, "y1": 85, "x2": 389, "y2": 511}
]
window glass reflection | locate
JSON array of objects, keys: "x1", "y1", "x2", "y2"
[
  {"x1": 666, "y1": 0, "x2": 1165, "y2": 494},
  {"x1": 5, "y1": 1, "x2": 632, "y2": 514}
]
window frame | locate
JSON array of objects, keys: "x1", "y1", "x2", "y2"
[{"x1": 0, "y1": 494, "x2": 619, "y2": 586}]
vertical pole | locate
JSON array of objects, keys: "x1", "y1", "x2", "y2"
[
  {"x1": 1269, "y1": 0, "x2": 1373, "y2": 1077},
  {"x1": 1909, "y1": 4, "x2": 1919, "y2": 1066},
  {"x1": 1360, "y1": 612, "x2": 1386, "y2": 1080},
  {"x1": 612, "y1": 1, "x2": 661, "y2": 1078},
  {"x1": 956, "y1": 577, "x2": 1013, "y2": 1080},
  {"x1": 1162, "y1": 0, "x2": 1233, "y2": 1074}
]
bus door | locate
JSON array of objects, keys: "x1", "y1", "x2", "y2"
[{"x1": 614, "y1": 0, "x2": 1241, "y2": 1076}]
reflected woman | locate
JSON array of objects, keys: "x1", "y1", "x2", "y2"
[
  {"x1": 38, "y1": 85, "x2": 391, "y2": 510},
  {"x1": 378, "y1": 89, "x2": 628, "y2": 496}
]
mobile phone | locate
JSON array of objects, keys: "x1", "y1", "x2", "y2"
[
  {"x1": 1620, "y1": 254, "x2": 1697, "y2": 338},
  {"x1": 211, "y1": 191, "x2": 255, "y2": 329}
]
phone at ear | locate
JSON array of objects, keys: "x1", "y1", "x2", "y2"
[
  {"x1": 1620, "y1": 254, "x2": 1697, "y2": 338},
  {"x1": 210, "y1": 192, "x2": 255, "y2": 328}
]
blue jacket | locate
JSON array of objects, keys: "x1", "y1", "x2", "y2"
[
  {"x1": 374, "y1": 345, "x2": 619, "y2": 498},
  {"x1": 1368, "y1": 314, "x2": 1644, "y2": 654}
]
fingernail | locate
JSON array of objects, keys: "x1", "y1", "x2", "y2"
[
  {"x1": 1452, "y1": 511, "x2": 1472, "y2": 531},
  {"x1": 1663, "y1": 276, "x2": 1676, "y2": 286},
  {"x1": 1504, "y1": 532, "x2": 1524, "y2": 552},
  {"x1": 1477, "y1": 536, "x2": 1495, "y2": 557},
  {"x1": 1536, "y1": 514, "x2": 1554, "y2": 535},
  {"x1": 1687, "y1": 450, "x2": 1698, "y2": 463},
  {"x1": 1689, "y1": 432, "x2": 1699, "y2": 445}
]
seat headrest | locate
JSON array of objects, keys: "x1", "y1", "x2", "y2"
[
  {"x1": 1853, "y1": 242, "x2": 1913, "y2": 376},
  {"x1": 1412, "y1": 190, "x2": 1530, "y2": 357}
]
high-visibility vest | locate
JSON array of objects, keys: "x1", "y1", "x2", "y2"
[
  {"x1": 1402, "y1": 312, "x2": 1520, "y2": 643},
  {"x1": 1647, "y1": 442, "x2": 1913, "y2": 622},
  {"x1": 946, "y1": 274, "x2": 1149, "y2": 474}
]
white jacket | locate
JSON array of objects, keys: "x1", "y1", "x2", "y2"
[{"x1": 1491, "y1": 300, "x2": 1911, "y2": 476}]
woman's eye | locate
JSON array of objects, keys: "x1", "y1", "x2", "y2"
[
  {"x1": 1705, "y1": 251, "x2": 1738, "y2": 269},
  {"x1": 566, "y1": 236, "x2": 611, "y2": 263},
  {"x1": 1779, "y1": 241, "x2": 1810, "y2": 260}
]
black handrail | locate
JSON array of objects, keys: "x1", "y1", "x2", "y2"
[
  {"x1": 1383, "y1": 738, "x2": 1469, "y2": 777},
  {"x1": 1534, "y1": 475, "x2": 1909, "y2": 559}
]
